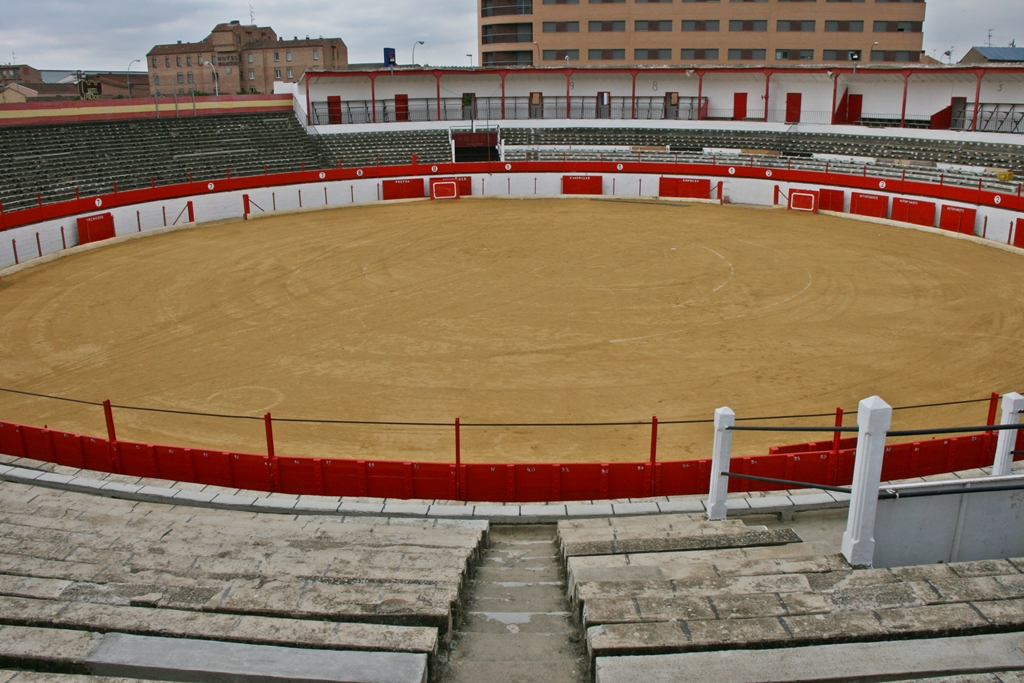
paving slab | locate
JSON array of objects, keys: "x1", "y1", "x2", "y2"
[
  {"x1": 560, "y1": 528, "x2": 803, "y2": 558},
  {"x1": 84, "y1": 632, "x2": 427, "y2": 683},
  {"x1": 0, "y1": 625, "x2": 95, "y2": 671},
  {"x1": 593, "y1": 632, "x2": 1024, "y2": 683}
]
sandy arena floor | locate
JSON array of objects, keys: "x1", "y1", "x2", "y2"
[{"x1": 0, "y1": 197, "x2": 1022, "y2": 464}]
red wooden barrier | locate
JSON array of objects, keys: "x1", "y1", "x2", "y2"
[
  {"x1": 430, "y1": 176, "x2": 472, "y2": 196},
  {"x1": 939, "y1": 205, "x2": 977, "y2": 235},
  {"x1": 562, "y1": 175, "x2": 603, "y2": 195},
  {"x1": 850, "y1": 192, "x2": 889, "y2": 219},
  {"x1": 192, "y1": 449, "x2": 233, "y2": 487},
  {"x1": 51, "y1": 432, "x2": 86, "y2": 469},
  {"x1": 381, "y1": 178, "x2": 426, "y2": 201},
  {"x1": 891, "y1": 198, "x2": 936, "y2": 227},
  {"x1": 76, "y1": 212, "x2": 115, "y2": 245},
  {"x1": 659, "y1": 177, "x2": 711, "y2": 199},
  {"x1": 818, "y1": 188, "x2": 845, "y2": 212},
  {"x1": 117, "y1": 442, "x2": 159, "y2": 478}
]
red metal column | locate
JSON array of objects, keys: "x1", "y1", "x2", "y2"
[
  {"x1": 697, "y1": 72, "x2": 704, "y2": 121},
  {"x1": 763, "y1": 69, "x2": 772, "y2": 123},
  {"x1": 370, "y1": 74, "x2": 377, "y2": 123},
  {"x1": 435, "y1": 72, "x2": 442, "y2": 122},
  {"x1": 900, "y1": 71, "x2": 910, "y2": 128},
  {"x1": 264, "y1": 413, "x2": 275, "y2": 457},
  {"x1": 103, "y1": 400, "x2": 117, "y2": 442},
  {"x1": 304, "y1": 72, "x2": 312, "y2": 126},
  {"x1": 455, "y1": 418, "x2": 461, "y2": 465},
  {"x1": 830, "y1": 72, "x2": 839, "y2": 124},
  {"x1": 972, "y1": 70, "x2": 984, "y2": 131},
  {"x1": 631, "y1": 70, "x2": 638, "y2": 120},
  {"x1": 565, "y1": 69, "x2": 572, "y2": 119},
  {"x1": 500, "y1": 71, "x2": 507, "y2": 120}
]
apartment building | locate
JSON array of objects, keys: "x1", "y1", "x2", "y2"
[
  {"x1": 147, "y1": 21, "x2": 347, "y2": 96},
  {"x1": 480, "y1": 0, "x2": 926, "y2": 67}
]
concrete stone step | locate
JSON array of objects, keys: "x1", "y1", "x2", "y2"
[
  {"x1": 0, "y1": 595, "x2": 439, "y2": 668},
  {"x1": 592, "y1": 632, "x2": 1024, "y2": 683},
  {"x1": 586, "y1": 599, "x2": 1024, "y2": 662},
  {"x1": 565, "y1": 541, "x2": 838, "y2": 572},
  {"x1": 559, "y1": 528, "x2": 803, "y2": 560},
  {"x1": 0, "y1": 671, "x2": 174, "y2": 683}
]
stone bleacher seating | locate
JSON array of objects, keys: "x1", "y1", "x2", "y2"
[
  {"x1": 0, "y1": 114, "x2": 326, "y2": 213},
  {"x1": 315, "y1": 129, "x2": 452, "y2": 169},
  {"x1": 556, "y1": 513, "x2": 1024, "y2": 681},
  {"x1": 0, "y1": 478, "x2": 489, "y2": 682}
]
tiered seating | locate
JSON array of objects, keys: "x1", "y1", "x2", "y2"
[
  {"x1": 0, "y1": 479, "x2": 489, "y2": 681},
  {"x1": 0, "y1": 114, "x2": 326, "y2": 212},
  {"x1": 557, "y1": 514, "x2": 1024, "y2": 679},
  {"x1": 316, "y1": 130, "x2": 451, "y2": 168}
]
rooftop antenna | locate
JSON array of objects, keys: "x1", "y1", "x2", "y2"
[
  {"x1": 987, "y1": 29, "x2": 994, "y2": 47},
  {"x1": 249, "y1": 3, "x2": 255, "y2": 25},
  {"x1": 943, "y1": 46, "x2": 954, "y2": 64}
]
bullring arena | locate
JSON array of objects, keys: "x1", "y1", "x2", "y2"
[{"x1": 1, "y1": 63, "x2": 1024, "y2": 683}]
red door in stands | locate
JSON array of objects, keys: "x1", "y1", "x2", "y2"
[
  {"x1": 785, "y1": 93, "x2": 802, "y2": 123},
  {"x1": 394, "y1": 94, "x2": 409, "y2": 122},
  {"x1": 327, "y1": 96, "x2": 342, "y2": 125},
  {"x1": 847, "y1": 94, "x2": 863, "y2": 124},
  {"x1": 733, "y1": 92, "x2": 748, "y2": 121}
]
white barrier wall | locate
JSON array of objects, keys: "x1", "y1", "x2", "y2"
[{"x1": 3, "y1": 170, "x2": 1022, "y2": 274}]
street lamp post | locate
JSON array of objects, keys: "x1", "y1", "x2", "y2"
[
  {"x1": 412, "y1": 41, "x2": 424, "y2": 66},
  {"x1": 205, "y1": 61, "x2": 219, "y2": 96},
  {"x1": 127, "y1": 59, "x2": 140, "y2": 99},
  {"x1": 467, "y1": 54, "x2": 473, "y2": 67}
]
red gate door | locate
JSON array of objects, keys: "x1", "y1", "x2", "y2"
[
  {"x1": 395, "y1": 94, "x2": 409, "y2": 122},
  {"x1": 1015, "y1": 218, "x2": 1024, "y2": 249},
  {"x1": 848, "y1": 94, "x2": 863, "y2": 124},
  {"x1": 785, "y1": 92, "x2": 802, "y2": 123},
  {"x1": 733, "y1": 92, "x2": 748, "y2": 121},
  {"x1": 327, "y1": 96, "x2": 342, "y2": 125}
]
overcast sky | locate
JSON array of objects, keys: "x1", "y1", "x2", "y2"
[{"x1": 0, "y1": 0, "x2": 1020, "y2": 72}]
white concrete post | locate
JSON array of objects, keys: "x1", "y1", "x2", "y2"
[
  {"x1": 992, "y1": 392, "x2": 1024, "y2": 477},
  {"x1": 706, "y1": 407, "x2": 735, "y2": 521},
  {"x1": 841, "y1": 396, "x2": 893, "y2": 568}
]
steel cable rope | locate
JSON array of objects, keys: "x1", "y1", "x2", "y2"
[{"x1": 0, "y1": 387, "x2": 999, "y2": 430}]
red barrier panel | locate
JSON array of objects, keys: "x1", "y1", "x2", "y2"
[
  {"x1": 51, "y1": 432, "x2": 86, "y2": 469},
  {"x1": 819, "y1": 189, "x2": 845, "y2": 212},
  {"x1": 278, "y1": 457, "x2": 325, "y2": 495},
  {"x1": 430, "y1": 176, "x2": 472, "y2": 196},
  {"x1": 117, "y1": 442, "x2": 159, "y2": 478},
  {"x1": 230, "y1": 452, "x2": 275, "y2": 492},
  {"x1": 659, "y1": 177, "x2": 711, "y2": 199},
  {"x1": 1015, "y1": 218, "x2": 1024, "y2": 249},
  {"x1": 155, "y1": 445, "x2": 195, "y2": 482},
  {"x1": 381, "y1": 178, "x2": 426, "y2": 201},
  {"x1": 880, "y1": 442, "x2": 915, "y2": 481},
  {"x1": 321, "y1": 459, "x2": 368, "y2": 497},
  {"x1": 737, "y1": 455, "x2": 788, "y2": 492},
  {"x1": 947, "y1": 434, "x2": 991, "y2": 472},
  {"x1": 771, "y1": 437, "x2": 857, "y2": 455},
  {"x1": 463, "y1": 464, "x2": 510, "y2": 502},
  {"x1": 366, "y1": 460, "x2": 413, "y2": 499},
  {"x1": 82, "y1": 436, "x2": 114, "y2": 472},
  {"x1": 608, "y1": 462, "x2": 649, "y2": 499},
  {"x1": 76, "y1": 212, "x2": 115, "y2": 245},
  {"x1": 558, "y1": 463, "x2": 605, "y2": 500},
  {"x1": 1017, "y1": 429, "x2": 1024, "y2": 457},
  {"x1": 21, "y1": 426, "x2": 54, "y2": 463},
  {"x1": 411, "y1": 462, "x2": 458, "y2": 500},
  {"x1": 938, "y1": 205, "x2": 977, "y2": 235},
  {"x1": 0, "y1": 422, "x2": 26, "y2": 458},
  {"x1": 512, "y1": 464, "x2": 554, "y2": 502},
  {"x1": 850, "y1": 192, "x2": 889, "y2": 219},
  {"x1": 788, "y1": 190, "x2": 819, "y2": 213},
  {"x1": 655, "y1": 460, "x2": 708, "y2": 496},
  {"x1": 562, "y1": 175, "x2": 603, "y2": 195},
  {"x1": 192, "y1": 449, "x2": 233, "y2": 488},
  {"x1": 891, "y1": 198, "x2": 936, "y2": 227},
  {"x1": 788, "y1": 451, "x2": 831, "y2": 486}
]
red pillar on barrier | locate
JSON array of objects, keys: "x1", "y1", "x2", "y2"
[
  {"x1": 986, "y1": 392, "x2": 999, "y2": 433},
  {"x1": 455, "y1": 418, "x2": 461, "y2": 466},
  {"x1": 186, "y1": 201, "x2": 195, "y2": 223},
  {"x1": 243, "y1": 194, "x2": 251, "y2": 220},
  {"x1": 103, "y1": 400, "x2": 117, "y2": 442},
  {"x1": 35, "y1": 232, "x2": 42, "y2": 258},
  {"x1": 649, "y1": 416, "x2": 658, "y2": 496},
  {"x1": 832, "y1": 407, "x2": 844, "y2": 454},
  {"x1": 264, "y1": 413, "x2": 275, "y2": 457}
]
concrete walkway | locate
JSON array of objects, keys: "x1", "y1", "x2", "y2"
[{"x1": 442, "y1": 525, "x2": 586, "y2": 683}]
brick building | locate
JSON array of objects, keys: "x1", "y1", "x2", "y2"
[
  {"x1": 0, "y1": 64, "x2": 43, "y2": 88},
  {"x1": 479, "y1": 0, "x2": 926, "y2": 67},
  {"x1": 147, "y1": 21, "x2": 347, "y2": 96}
]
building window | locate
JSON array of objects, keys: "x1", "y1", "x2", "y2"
[
  {"x1": 681, "y1": 0, "x2": 720, "y2": 2},
  {"x1": 871, "y1": 50, "x2": 921, "y2": 62},
  {"x1": 635, "y1": 0, "x2": 671, "y2": 3},
  {"x1": 153, "y1": 75, "x2": 160, "y2": 85},
  {"x1": 635, "y1": 48, "x2": 673, "y2": 59},
  {"x1": 186, "y1": 56, "x2": 192, "y2": 66},
  {"x1": 589, "y1": 21, "x2": 626, "y2": 31},
  {"x1": 274, "y1": 51, "x2": 280, "y2": 61},
  {"x1": 485, "y1": 0, "x2": 535, "y2": 14},
  {"x1": 777, "y1": 20, "x2": 815, "y2": 31},
  {"x1": 729, "y1": 20, "x2": 768, "y2": 31},
  {"x1": 730, "y1": 0, "x2": 767, "y2": 2},
  {"x1": 543, "y1": 49, "x2": 580, "y2": 60},
  {"x1": 210, "y1": 55, "x2": 217, "y2": 65},
  {"x1": 875, "y1": 0, "x2": 924, "y2": 3},
  {"x1": 176, "y1": 57, "x2": 182, "y2": 67},
  {"x1": 681, "y1": 48, "x2": 719, "y2": 59},
  {"x1": 484, "y1": 23, "x2": 534, "y2": 43},
  {"x1": 151, "y1": 58, "x2": 157, "y2": 67},
  {"x1": 287, "y1": 68, "x2": 294, "y2": 78},
  {"x1": 776, "y1": 48, "x2": 814, "y2": 60},
  {"x1": 728, "y1": 48, "x2": 767, "y2": 59},
  {"x1": 823, "y1": 49, "x2": 862, "y2": 60},
  {"x1": 825, "y1": 0, "x2": 864, "y2": 2},
  {"x1": 275, "y1": 69, "x2": 282, "y2": 78},
  {"x1": 286, "y1": 51, "x2": 292, "y2": 61},
  {"x1": 682, "y1": 20, "x2": 720, "y2": 30},
  {"x1": 544, "y1": 0, "x2": 579, "y2": 3},
  {"x1": 187, "y1": 72, "x2": 194, "y2": 83},
  {"x1": 874, "y1": 21, "x2": 922, "y2": 32},
  {"x1": 544, "y1": 21, "x2": 580, "y2": 31},
  {"x1": 165, "y1": 57, "x2": 171, "y2": 67},
  {"x1": 249, "y1": 70, "x2": 256, "y2": 80},
  {"x1": 226, "y1": 67, "x2": 232, "y2": 74},
  {"x1": 825, "y1": 20, "x2": 863, "y2": 31},
  {"x1": 248, "y1": 54, "x2": 254, "y2": 63},
  {"x1": 586, "y1": 0, "x2": 621, "y2": 3},
  {"x1": 589, "y1": 48, "x2": 626, "y2": 60},
  {"x1": 636, "y1": 20, "x2": 673, "y2": 31},
  {"x1": 313, "y1": 49, "x2": 319, "y2": 60},
  {"x1": 177, "y1": 73, "x2": 184, "y2": 83}
]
